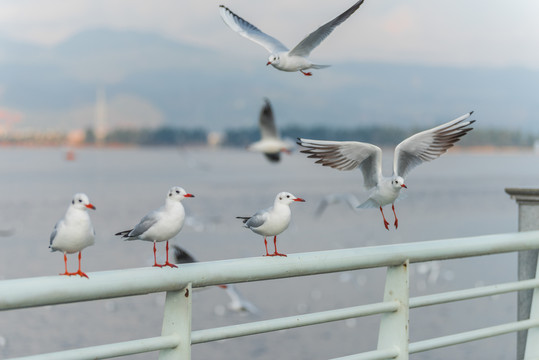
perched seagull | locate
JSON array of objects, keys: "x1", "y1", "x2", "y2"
[
  {"x1": 237, "y1": 192, "x2": 305, "y2": 257},
  {"x1": 49, "y1": 193, "x2": 96, "y2": 278},
  {"x1": 172, "y1": 245, "x2": 259, "y2": 314},
  {"x1": 247, "y1": 99, "x2": 294, "y2": 162},
  {"x1": 115, "y1": 186, "x2": 194, "y2": 268},
  {"x1": 219, "y1": 1, "x2": 365, "y2": 76},
  {"x1": 298, "y1": 112, "x2": 475, "y2": 230}
]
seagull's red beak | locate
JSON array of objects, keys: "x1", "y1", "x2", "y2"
[
  {"x1": 184, "y1": 194, "x2": 195, "y2": 198},
  {"x1": 294, "y1": 198, "x2": 306, "y2": 202},
  {"x1": 401, "y1": 184, "x2": 407, "y2": 189},
  {"x1": 266, "y1": 61, "x2": 271, "y2": 66},
  {"x1": 86, "y1": 204, "x2": 96, "y2": 210}
]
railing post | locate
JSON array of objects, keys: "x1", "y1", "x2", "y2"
[
  {"x1": 505, "y1": 188, "x2": 539, "y2": 360},
  {"x1": 158, "y1": 283, "x2": 192, "y2": 360},
  {"x1": 377, "y1": 260, "x2": 409, "y2": 359},
  {"x1": 524, "y1": 255, "x2": 539, "y2": 359}
]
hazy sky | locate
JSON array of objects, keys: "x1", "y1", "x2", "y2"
[{"x1": 1, "y1": 0, "x2": 539, "y2": 69}]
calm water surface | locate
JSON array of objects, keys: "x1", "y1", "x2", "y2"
[{"x1": 0, "y1": 147, "x2": 538, "y2": 359}]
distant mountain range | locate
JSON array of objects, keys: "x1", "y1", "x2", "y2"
[{"x1": 1, "y1": 28, "x2": 538, "y2": 133}]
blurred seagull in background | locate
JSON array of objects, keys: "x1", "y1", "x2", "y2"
[
  {"x1": 219, "y1": 0, "x2": 366, "y2": 76},
  {"x1": 237, "y1": 192, "x2": 305, "y2": 257},
  {"x1": 314, "y1": 192, "x2": 362, "y2": 217},
  {"x1": 115, "y1": 186, "x2": 194, "y2": 268},
  {"x1": 298, "y1": 112, "x2": 475, "y2": 230},
  {"x1": 172, "y1": 245, "x2": 259, "y2": 314},
  {"x1": 247, "y1": 98, "x2": 294, "y2": 162},
  {"x1": 49, "y1": 193, "x2": 96, "y2": 278}
]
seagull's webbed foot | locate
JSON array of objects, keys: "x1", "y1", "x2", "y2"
[
  {"x1": 300, "y1": 70, "x2": 312, "y2": 76},
  {"x1": 73, "y1": 269, "x2": 89, "y2": 278}
]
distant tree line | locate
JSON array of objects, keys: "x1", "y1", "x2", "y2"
[{"x1": 85, "y1": 125, "x2": 536, "y2": 148}]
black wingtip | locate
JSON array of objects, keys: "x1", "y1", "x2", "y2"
[{"x1": 470, "y1": 110, "x2": 474, "y2": 115}]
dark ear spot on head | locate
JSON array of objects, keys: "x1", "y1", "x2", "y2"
[
  {"x1": 169, "y1": 193, "x2": 172, "y2": 197},
  {"x1": 279, "y1": 196, "x2": 282, "y2": 200},
  {"x1": 72, "y1": 200, "x2": 75, "y2": 205}
]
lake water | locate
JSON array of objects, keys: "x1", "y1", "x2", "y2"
[{"x1": 0, "y1": 146, "x2": 538, "y2": 359}]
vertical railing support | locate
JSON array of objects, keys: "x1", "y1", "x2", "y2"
[
  {"x1": 505, "y1": 188, "x2": 539, "y2": 360},
  {"x1": 158, "y1": 283, "x2": 192, "y2": 360},
  {"x1": 524, "y1": 255, "x2": 539, "y2": 358},
  {"x1": 377, "y1": 260, "x2": 409, "y2": 359}
]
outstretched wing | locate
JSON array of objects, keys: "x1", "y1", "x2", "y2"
[
  {"x1": 297, "y1": 138, "x2": 382, "y2": 189},
  {"x1": 219, "y1": 5, "x2": 289, "y2": 54},
  {"x1": 289, "y1": 0, "x2": 365, "y2": 57},
  {"x1": 394, "y1": 112, "x2": 475, "y2": 178},
  {"x1": 259, "y1": 98, "x2": 278, "y2": 139}
]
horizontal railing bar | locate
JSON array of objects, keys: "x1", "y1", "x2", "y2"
[
  {"x1": 409, "y1": 319, "x2": 539, "y2": 354},
  {"x1": 2, "y1": 230, "x2": 539, "y2": 311},
  {"x1": 410, "y1": 278, "x2": 539, "y2": 308},
  {"x1": 6, "y1": 334, "x2": 181, "y2": 360},
  {"x1": 192, "y1": 301, "x2": 400, "y2": 344},
  {"x1": 330, "y1": 346, "x2": 400, "y2": 360}
]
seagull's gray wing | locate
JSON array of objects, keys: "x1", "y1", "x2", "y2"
[
  {"x1": 126, "y1": 210, "x2": 160, "y2": 238},
  {"x1": 289, "y1": 0, "x2": 365, "y2": 57},
  {"x1": 259, "y1": 99, "x2": 278, "y2": 139},
  {"x1": 49, "y1": 221, "x2": 60, "y2": 248},
  {"x1": 219, "y1": 5, "x2": 289, "y2": 54},
  {"x1": 243, "y1": 209, "x2": 269, "y2": 229},
  {"x1": 298, "y1": 138, "x2": 383, "y2": 189},
  {"x1": 394, "y1": 112, "x2": 475, "y2": 178}
]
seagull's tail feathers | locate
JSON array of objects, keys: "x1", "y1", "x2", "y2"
[
  {"x1": 115, "y1": 229, "x2": 134, "y2": 239},
  {"x1": 236, "y1": 216, "x2": 251, "y2": 224},
  {"x1": 311, "y1": 64, "x2": 331, "y2": 69}
]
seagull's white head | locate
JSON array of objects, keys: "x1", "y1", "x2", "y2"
[
  {"x1": 71, "y1": 193, "x2": 96, "y2": 211},
  {"x1": 267, "y1": 54, "x2": 280, "y2": 66},
  {"x1": 391, "y1": 176, "x2": 407, "y2": 190},
  {"x1": 275, "y1": 191, "x2": 305, "y2": 205},
  {"x1": 167, "y1": 186, "x2": 195, "y2": 202}
]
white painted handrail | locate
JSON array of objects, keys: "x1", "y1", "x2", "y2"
[{"x1": 2, "y1": 230, "x2": 539, "y2": 359}]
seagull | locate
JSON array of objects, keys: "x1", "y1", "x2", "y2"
[
  {"x1": 115, "y1": 186, "x2": 194, "y2": 268},
  {"x1": 314, "y1": 193, "x2": 361, "y2": 217},
  {"x1": 219, "y1": 1, "x2": 365, "y2": 76},
  {"x1": 49, "y1": 193, "x2": 96, "y2": 278},
  {"x1": 297, "y1": 112, "x2": 475, "y2": 230},
  {"x1": 237, "y1": 192, "x2": 305, "y2": 257},
  {"x1": 172, "y1": 245, "x2": 259, "y2": 314},
  {"x1": 247, "y1": 99, "x2": 294, "y2": 162}
]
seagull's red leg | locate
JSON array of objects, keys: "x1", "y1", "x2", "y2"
[
  {"x1": 164, "y1": 241, "x2": 178, "y2": 268},
  {"x1": 59, "y1": 253, "x2": 70, "y2": 276},
  {"x1": 379, "y1": 206, "x2": 390, "y2": 230},
  {"x1": 300, "y1": 70, "x2": 312, "y2": 76},
  {"x1": 273, "y1": 236, "x2": 287, "y2": 257},
  {"x1": 264, "y1": 237, "x2": 272, "y2": 256},
  {"x1": 74, "y1": 251, "x2": 89, "y2": 278},
  {"x1": 153, "y1": 241, "x2": 164, "y2": 268},
  {"x1": 392, "y1": 204, "x2": 399, "y2": 229}
]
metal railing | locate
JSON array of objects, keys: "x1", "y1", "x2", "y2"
[{"x1": 3, "y1": 230, "x2": 539, "y2": 360}]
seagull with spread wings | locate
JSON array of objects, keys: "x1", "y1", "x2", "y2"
[
  {"x1": 297, "y1": 112, "x2": 475, "y2": 230},
  {"x1": 219, "y1": 1, "x2": 366, "y2": 76}
]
